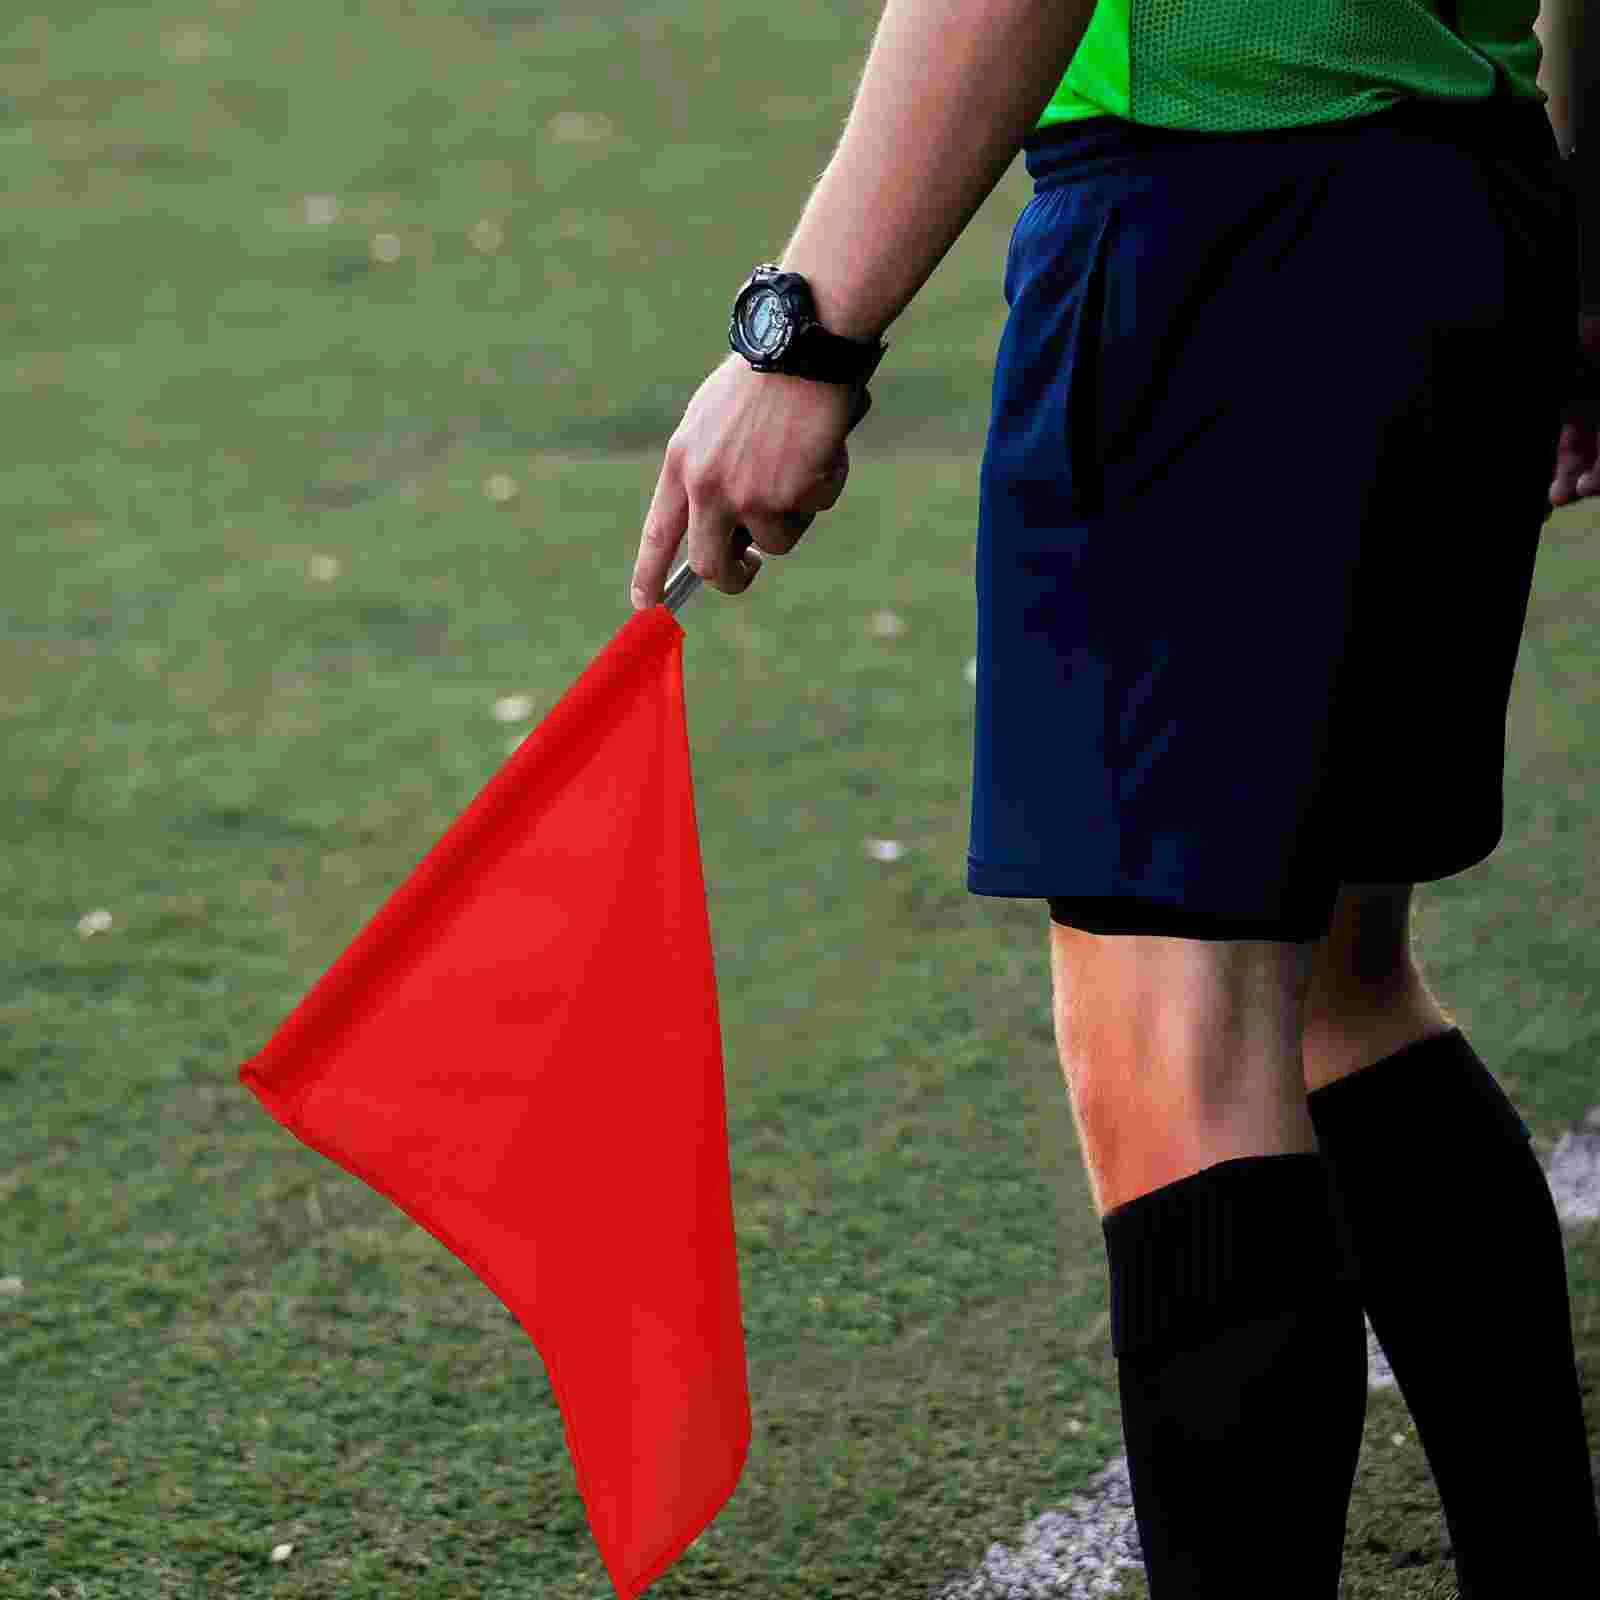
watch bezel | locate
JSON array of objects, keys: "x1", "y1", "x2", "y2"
[
  {"x1": 734, "y1": 282, "x2": 793, "y2": 362},
  {"x1": 731, "y1": 267, "x2": 817, "y2": 370}
]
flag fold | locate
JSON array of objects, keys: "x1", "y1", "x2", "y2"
[{"x1": 239, "y1": 604, "x2": 750, "y2": 1599}]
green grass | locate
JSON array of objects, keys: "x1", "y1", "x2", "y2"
[{"x1": 2, "y1": 2, "x2": 1596, "y2": 1596}]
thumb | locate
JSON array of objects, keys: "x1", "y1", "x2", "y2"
[
  {"x1": 1557, "y1": 415, "x2": 1597, "y2": 468},
  {"x1": 1554, "y1": 416, "x2": 1592, "y2": 466},
  {"x1": 796, "y1": 441, "x2": 851, "y2": 514}
]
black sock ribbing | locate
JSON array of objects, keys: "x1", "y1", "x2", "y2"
[
  {"x1": 1306, "y1": 1026, "x2": 1600, "y2": 1595},
  {"x1": 1102, "y1": 1152, "x2": 1368, "y2": 1597}
]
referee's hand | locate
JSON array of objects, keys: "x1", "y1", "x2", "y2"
[
  {"x1": 1549, "y1": 310, "x2": 1600, "y2": 507},
  {"x1": 629, "y1": 354, "x2": 865, "y2": 610}
]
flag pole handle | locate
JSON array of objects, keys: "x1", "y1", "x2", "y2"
[{"x1": 662, "y1": 527, "x2": 755, "y2": 616}]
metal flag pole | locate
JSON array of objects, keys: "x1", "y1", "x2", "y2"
[
  {"x1": 661, "y1": 527, "x2": 754, "y2": 616},
  {"x1": 661, "y1": 558, "x2": 702, "y2": 616}
]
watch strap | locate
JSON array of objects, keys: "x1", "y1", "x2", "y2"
[{"x1": 780, "y1": 320, "x2": 888, "y2": 387}]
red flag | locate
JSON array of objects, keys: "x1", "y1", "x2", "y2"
[{"x1": 239, "y1": 604, "x2": 750, "y2": 1598}]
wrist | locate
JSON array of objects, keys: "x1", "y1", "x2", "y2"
[
  {"x1": 728, "y1": 264, "x2": 887, "y2": 393},
  {"x1": 779, "y1": 264, "x2": 889, "y2": 345}
]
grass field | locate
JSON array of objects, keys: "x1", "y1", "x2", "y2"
[{"x1": 2, "y1": 3, "x2": 1596, "y2": 1596}]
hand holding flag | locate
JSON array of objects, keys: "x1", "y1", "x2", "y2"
[{"x1": 629, "y1": 352, "x2": 870, "y2": 610}]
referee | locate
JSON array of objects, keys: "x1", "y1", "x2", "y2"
[{"x1": 629, "y1": 0, "x2": 1600, "y2": 1592}]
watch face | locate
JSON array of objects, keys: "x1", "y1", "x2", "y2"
[{"x1": 737, "y1": 287, "x2": 789, "y2": 358}]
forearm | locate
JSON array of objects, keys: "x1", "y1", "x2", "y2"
[
  {"x1": 1538, "y1": 0, "x2": 1600, "y2": 308},
  {"x1": 777, "y1": 0, "x2": 1099, "y2": 344},
  {"x1": 1537, "y1": 0, "x2": 1582, "y2": 153}
]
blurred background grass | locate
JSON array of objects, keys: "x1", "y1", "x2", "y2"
[{"x1": 1, "y1": 3, "x2": 1595, "y2": 1596}]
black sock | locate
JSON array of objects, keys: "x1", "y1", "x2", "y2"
[
  {"x1": 1103, "y1": 1151, "x2": 1368, "y2": 1597},
  {"x1": 1307, "y1": 1026, "x2": 1600, "y2": 1594}
]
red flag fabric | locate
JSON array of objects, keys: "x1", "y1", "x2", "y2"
[{"x1": 238, "y1": 604, "x2": 751, "y2": 1598}]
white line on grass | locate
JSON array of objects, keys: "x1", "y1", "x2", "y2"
[{"x1": 928, "y1": 1108, "x2": 1600, "y2": 1600}]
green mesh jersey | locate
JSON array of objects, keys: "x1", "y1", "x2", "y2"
[{"x1": 1037, "y1": 0, "x2": 1546, "y2": 134}]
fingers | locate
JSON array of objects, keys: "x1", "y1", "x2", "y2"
[
  {"x1": 631, "y1": 458, "x2": 803, "y2": 609},
  {"x1": 1550, "y1": 417, "x2": 1600, "y2": 507},
  {"x1": 686, "y1": 508, "x2": 803, "y2": 597},
  {"x1": 631, "y1": 406, "x2": 848, "y2": 608},
  {"x1": 731, "y1": 530, "x2": 765, "y2": 592},
  {"x1": 631, "y1": 454, "x2": 688, "y2": 610}
]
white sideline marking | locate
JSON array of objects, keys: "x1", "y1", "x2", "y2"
[{"x1": 928, "y1": 1111, "x2": 1600, "y2": 1600}]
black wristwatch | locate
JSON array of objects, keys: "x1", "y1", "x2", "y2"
[{"x1": 728, "y1": 265, "x2": 888, "y2": 390}]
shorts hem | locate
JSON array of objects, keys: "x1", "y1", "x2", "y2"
[
  {"x1": 966, "y1": 818, "x2": 1503, "y2": 940},
  {"x1": 966, "y1": 858, "x2": 1332, "y2": 942},
  {"x1": 1337, "y1": 823, "x2": 1503, "y2": 887}
]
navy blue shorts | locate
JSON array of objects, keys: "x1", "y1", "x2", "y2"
[{"x1": 967, "y1": 88, "x2": 1574, "y2": 943}]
